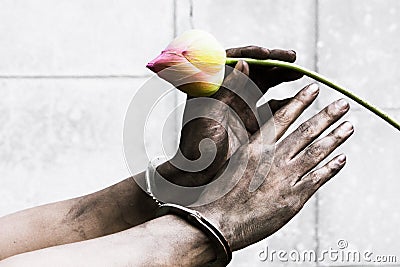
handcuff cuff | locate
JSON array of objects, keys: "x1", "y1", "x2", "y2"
[{"x1": 144, "y1": 157, "x2": 232, "y2": 266}]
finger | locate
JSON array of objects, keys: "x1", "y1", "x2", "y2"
[
  {"x1": 256, "y1": 98, "x2": 292, "y2": 125},
  {"x1": 272, "y1": 84, "x2": 320, "y2": 141},
  {"x1": 251, "y1": 83, "x2": 319, "y2": 145},
  {"x1": 226, "y1": 46, "x2": 297, "y2": 63},
  {"x1": 215, "y1": 60, "x2": 250, "y2": 101},
  {"x1": 229, "y1": 61, "x2": 262, "y2": 133},
  {"x1": 215, "y1": 61, "x2": 261, "y2": 133},
  {"x1": 224, "y1": 60, "x2": 250, "y2": 88},
  {"x1": 268, "y1": 49, "x2": 296, "y2": 62},
  {"x1": 266, "y1": 98, "x2": 293, "y2": 114},
  {"x1": 277, "y1": 98, "x2": 350, "y2": 160},
  {"x1": 234, "y1": 60, "x2": 250, "y2": 78},
  {"x1": 290, "y1": 121, "x2": 354, "y2": 178},
  {"x1": 295, "y1": 154, "x2": 346, "y2": 201},
  {"x1": 226, "y1": 46, "x2": 270, "y2": 59}
]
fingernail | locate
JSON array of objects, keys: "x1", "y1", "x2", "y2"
[
  {"x1": 341, "y1": 121, "x2": 354, "y2": 132},
  {"x1": 336, "y1": 99, "x2": 349, "y2": 110},
  {"x1": 337, "y1": 154, "x2": 346, "y2": 164},
  {"x1": 305, "y1": 83, "x2": 319, "y2": 95}
]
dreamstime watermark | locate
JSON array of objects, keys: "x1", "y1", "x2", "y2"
[{"x1": 258, "y1": 239, "x2": 398, "y2": 264}]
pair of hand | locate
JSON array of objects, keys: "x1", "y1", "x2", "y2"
[{"x1": 157, "y1": 46, "x2": 353, "y2": 251}]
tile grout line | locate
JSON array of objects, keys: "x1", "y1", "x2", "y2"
[
  {"x1": 189, "y1": 0, "x2": 194, "y2": 29},
  {"x1": 0, "y1": 74, "x2": 152, "y2": 79},
  {"x1": 173, "y1": 0, "x2": 177, "y2": 38},
  {"x1": 172, "y1": 0, "x2": 180, "y2": 149}
]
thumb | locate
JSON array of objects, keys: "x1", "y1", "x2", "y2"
[
  {"x1": 221, "y1": 60, "x2": 249, "y2": 95},
  {"x1": 233, "y1": 60, "x2": 249, "y2": 76}
]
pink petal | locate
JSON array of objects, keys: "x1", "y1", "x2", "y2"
[{"x1": 146, "y1": 52, "x2": 187, "y2": 73}]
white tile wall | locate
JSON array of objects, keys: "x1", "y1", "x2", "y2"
[{"x1": 0, "y1": 0, "x2": 399, "y2": 266}]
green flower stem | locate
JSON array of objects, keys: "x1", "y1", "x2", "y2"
[{"x1": 226, "y1": 57, "x2": 400, "y2": 131}]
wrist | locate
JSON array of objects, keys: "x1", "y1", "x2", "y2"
[
  {"x1": 156, "y1": 205, "x2": 231, "y2": 266},
  {"x1": 155, "y1": 214, "x2": 217, "y2": 266},
  {"x1": 193, "y1": 203, "x2": 237, "y2": 252}
]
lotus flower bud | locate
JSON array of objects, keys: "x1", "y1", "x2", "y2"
[{"x1": 146, "y1": 30, "x2": 226, "y2": 97}]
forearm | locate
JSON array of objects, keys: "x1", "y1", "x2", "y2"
[
  {"x1": 0, "y1": 215, "x2": 215, "y2": 267},
  {"x1": 0, "y1": 172, "x2": 158, "y2": 260}
]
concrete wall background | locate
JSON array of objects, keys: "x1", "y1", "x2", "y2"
[{"x1": 0, "y1": 0, "x2": 399, "y2": 266}]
